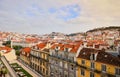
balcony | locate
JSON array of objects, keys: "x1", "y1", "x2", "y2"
[{"x1": 30, "y1": 54, "x2": 40, "y2": 58}]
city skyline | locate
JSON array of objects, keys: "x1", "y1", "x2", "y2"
[{"x1": 0, "y1": 0, "x2": 120, "y2": 34}]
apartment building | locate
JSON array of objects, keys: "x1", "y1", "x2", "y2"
[
  {"x1": 30, "y1": 42, "x2": 51, "y2": 77},
  {"x1": 77, "y1": 47, "x2": 120, "y2": 77},
  {"x1": 20, "y1": 47, "x2": 31, "y2": 65},
  {"x1": 49, "y1": 43, "x2": 81, "y2": 77}
]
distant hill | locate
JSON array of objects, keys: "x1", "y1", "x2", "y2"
[
  {"x1": 87, "y1": 26, "x2": 120, "y2": 33},
  {"x1": 67, "y1": 26, "x2": 120, "y2": 37},
  {"x1": 42, "y1": 26, "x2": 120, "y2": 37},
  {"x1": 67, "y1": 32, "x2": 85, "y2": 37}
]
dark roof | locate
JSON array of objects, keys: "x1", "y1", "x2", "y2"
[
  {"x1": 96, "y1": 51, "x2": 120, "y2": 67},
  {"x1": 42, "y1": 48, "x2": 49, "y2": 52},
  {"x1": 77, "y1": 48, "x2": 101, "y2": 60},
  {"x1": 77, "y1": 47, "x2": 120, "y2": 67}
]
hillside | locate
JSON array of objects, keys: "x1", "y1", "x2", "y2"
[
  {"x1": 67, "y1": 32, "x2": 85, "y2": 36},
  {"x1": 87, "y1": 26, "x2": 120, "y2": 33}
]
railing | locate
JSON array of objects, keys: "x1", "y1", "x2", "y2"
[
  {"x1": 49, "y1": 55, "x2": 76, "y2": 64},
  {"x1": 30, "y1": 53, "x2": 40, "y2": 58}
]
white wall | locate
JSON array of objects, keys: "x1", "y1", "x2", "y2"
[{"x1": 0, "y1": 49, "x2": 17, "y2": 61}]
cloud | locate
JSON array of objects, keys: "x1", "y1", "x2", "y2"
[{"x1": 0, "y1": 0, "x2": 120, "y2": 34}]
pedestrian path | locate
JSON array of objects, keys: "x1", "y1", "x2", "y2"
[{"x1": 11, "y1": 60, "x2": 43, "y2": 77}]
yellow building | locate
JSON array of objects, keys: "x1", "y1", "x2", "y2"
[
  {"x1": 20, "y1": 47, "x2": 31, "y2": 65},
  {"x1": 77, "y1": 48, "x2": 120, "y2": 77},
  {"x1": 30, "y1": 42, "x2": 51, "y2": 77}
]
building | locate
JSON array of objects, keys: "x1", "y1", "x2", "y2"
[
  {"x1": 11, "y1": 41, "x2": 37, "y2": 48},
  {"x1": 49, "y1": 42, "x2": 81, "y2": 77},
  {"x1": 20, "y1": 47, "x2": 31, "y2": 65},
  {"x1": 30, "y1": 42, "x2": 51, "y2": 77},
  {"x1": 0, "y1": 46, "x2": 17, "y2": 61},
  {"x1": 77, "y1": 47, "x2": 120, "y2": 77}
]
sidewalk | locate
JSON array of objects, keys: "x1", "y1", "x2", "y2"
[{"x1": 10, "y1": 60, "x2": 43, "y2": 77}]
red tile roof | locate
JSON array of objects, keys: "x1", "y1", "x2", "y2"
[
  {"x1": 70, "y1": 44, "x2": 80, "y2": 53},
  {"x1": 22, "y1": 47, "x2": 31, "y2": 53},
  {"x1": 51, "y1": 43, "x2": 63, "y2": 49},
  {"x1": 0, "y1": 46, "x2": 12, "y2": 53},
  {"x1": 51, "y1": 43, "x2": 80, "y2": 53},
  {"x1": 25, "y1": 38, "x2": 38, "y2": 43},
  {"x1": 37, "y1": 43, "x2": 46, "y2": 49}
]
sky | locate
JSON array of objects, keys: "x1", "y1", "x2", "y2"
[{"x1": 0, "y1": 0, "x2": 120, "y2": 34}]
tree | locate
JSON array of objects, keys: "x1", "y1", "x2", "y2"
[
  {"x1": 15, "y1": 50, "x2": 21, "y2": 56},
  {"x1": 2, "y1": 41, "x2": 11, "y2": 47},
  {"x1": 2, "y1": 67, "x2": 8, "y2": 77},
  {"x1": 13, "y1": 45, "x2": 23, "y2": 50}
]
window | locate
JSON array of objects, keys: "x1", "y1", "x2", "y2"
[
  {"x1": 46, "y1": 70, "x2": 48, "y2": 75},
  {"x1": 90, "y1": 54, "x2": 95, "y2": 60},
  {"x1": 64, "y1": 48, "x2": 69, "y2": 59},
  {"x1": 90, "y1": 72, "x2": 94, "y2": 77},
  {"x1": 81, "y1": 69, "x2": 85, "y2": 76},
  {"x1": 65, "y1": 74, "x2": 68, "y2": 77},
  {"x1": 40, "y1": 61, "x2": 42, "y2": 65},
  {"x1": 27, "y1": 53, "x2": 29, "y2": 56},
  {"x1": 60, "y1": 72, "x2": 61, "y2": 76},
  {"x1": 43, "y1": 53, "x2": 45, "y2": 58},
  {"x1": 43, "y1": 68, "x2": 45, "y2": 73},
  {"x1": 69, "y1": 57, "x2": 74, "y2": 62},
  {"x1": 33, "y1": 57, "x2": 34, "y2": 61},
  {"x1": 23, "y1": 51, "x2": 25, "y2": 55},
  {"x1": 71, "y1": 65, "x2": 74, "y2": 70},
  {"x1": 56, "y1": 46, "x2": 59, "y2": 50},
  {"x1": 91, "y1": 62, "x2": 95, "y2": 69},
  {"x1": 65, "y1": 63, "x2": 68, "y2": 68},
  {"x1": 60, "y1": 61, "x2": 62, "y2": 67},
  {"x1": 101, "y1": 64, "x2": 106, "y2": 72},
  {"x1": 65, "y1": 48, "x2": 68, "y2": 52},
  {"x1": 37, "y1": 52, "x2": 39, "y2": 57},
  {"x1": 55, "y1": 50, "x2": 58, "y2": 56},
  {"x1": 40, "y1": 67, "x2": 42, "y2": 71},
  {"x1": 60, "y1": 72, "x2": 63, "y2": 77},
  {"x1": 56, "y1": 60, "x2": 58, "y2": 64},
  {"x1": 39, "y1": 53, "x2": 41, "y2": 57},
  {"x1": 43, "y1": 62, "x2": 45, "y2": 66},
  {"x1": 115, "y1": 68, "x2": 120, "y2": 75},
  {"x1": 81, "y1": 60, "x2": 85, "y2": 65}
]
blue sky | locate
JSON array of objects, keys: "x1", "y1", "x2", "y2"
[{"x1": 0, "y1": 0, "x2": 120, "y2": 34}]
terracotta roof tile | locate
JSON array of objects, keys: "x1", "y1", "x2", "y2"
[
  {"x1": 70, "y1": 44, "x2": 80, "y2": 53},
  {"x1": 51, "y1": 43, "x2": 63, "y2": 49},
  {"x1": 0, "y1": 46, "x2": 12, "y2": 53},
  {"x1": 51, "y1": 43, "x2": 81, "y2": 53},
  {"x1": 37, "y1": 43, "x2": 46, "y2": 49},
  {"x1": 22, "y1": 47, "x2": 31, "y2": 53}
]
